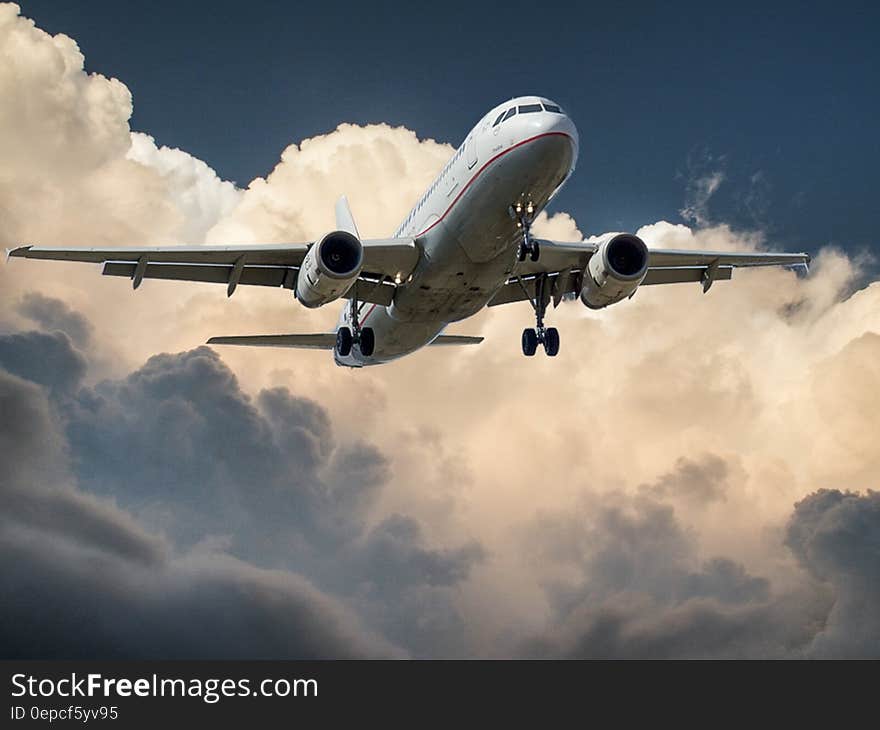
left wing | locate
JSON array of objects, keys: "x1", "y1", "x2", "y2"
[
  {"x1": 489, "y1": 239, "x2": 811, "y2": 307},
  {"x1": 7, "y1": 238, "x2": 419, "y2": 306}
]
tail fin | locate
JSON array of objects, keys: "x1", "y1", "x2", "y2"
[{"x1": 335, "y1": 196, "x2": 360, "y2": 238}]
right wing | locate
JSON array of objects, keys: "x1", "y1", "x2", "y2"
[
  {"x1": 7, "y1": 238, "x2": 419, "y2": 307},
  {"x1": 489, "y1": 239, "x2": 810, "y2": 307}
]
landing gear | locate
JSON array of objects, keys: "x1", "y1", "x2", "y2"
[
  {"x1": 511, "y1": 201, "x2": 540, "y2": 262},
  {"x1": 336, "y1": 287, "x2": 376, "y2": 358},
  {"x1": 358, "y1": 327, "x2": 375, "y2": 357},
  {"x1": 518, "y1": 273, "x2": 560, "y2": 357},
  {"x1": 521, "y1": 328, "x2": 538, "y2": 356},
  {"x1": 336, "y1": 327, "x2": 353, "y2": 356}
]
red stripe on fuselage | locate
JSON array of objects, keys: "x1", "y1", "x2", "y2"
[
  {"x1": 357, "y1": 130, "x2": 574, "y2": 331},
  {"x1": 414, "y1": 131, "x2": 573, "y2": 238}
]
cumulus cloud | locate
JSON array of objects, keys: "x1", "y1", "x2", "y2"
[
  {"x1": 1, "y1": 3, "x2": 880, "y2": 658},
  {"x1": 0, "y1": 367, "x2": 400, "y2": 658}
]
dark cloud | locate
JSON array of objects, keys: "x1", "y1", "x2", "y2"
[
  {"x1": 0, "y1": 317, "x2": 481, "y2": 658},
  {"x1": 0, "y1": 354, "x2": 399, "y2": 659},
  {"x1": 786, "y1": 489, "x2": 880, "y2": 657},
  {"x1": 0, "y1": 330, "x2": 86, "y2": 394},
  {"x1": 357, "y1": 514, "x2": 485, "y2": 593},
  {"x1": 643, "y1": 454, "x2": 730, "y2": 504},
  {"x1": 523, "y1": 590, "x2": 825, "y2": 659},
  {"x1": 0, "y1": 531, "x2": 401, "y2": 659},
  {"x1": 18, "y1": 292, "x2": 93, "y2": 346},
  {"x1": 522, "y1": 491, "x2": 829, "y2": 658}
]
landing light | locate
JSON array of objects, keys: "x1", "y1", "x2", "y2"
[{"x1": 394, "y1": 273, "x2": 403, "y2": 284}]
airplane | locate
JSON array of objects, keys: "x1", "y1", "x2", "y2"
[{"x1": 7, "y1": 95, "x2": 810, "y2": 367}]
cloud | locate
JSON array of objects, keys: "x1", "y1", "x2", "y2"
[
  {"x1": 0, "y1": 319, "x2": 481, "y2": 658},
  {"x1": 786, "y1": 489, "x2": 880, "y2": 658},
  {"x1": 519, "y1": 491, "x2": 825, "y2": 659},
  {"x1": 0, "y1": 330, "x2": 87, "y2": 394},
  {"x1": 1, "y1": 2, "x2": 880, "y2": 658},
  {"x1": 17, "y1": 291, "x2": 93, "y2": 345},
  {"x1": 0, "y1": 355, "x2": 400, "y2": 659}
]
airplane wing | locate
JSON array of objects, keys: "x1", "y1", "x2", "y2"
[
  {"x1": 6, "y1": 238, "x2": 419, "y2": 307},
  {"x1": 488, "y1": 239, "x2": 811, "y2": 307}
]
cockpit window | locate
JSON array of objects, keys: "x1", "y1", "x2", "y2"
[
  {"x1": 518, "y1": 103, "x2": 543, "y2": 113},
  {"x1": 542, "y1": 103, "x2": 562, "y2": 113},
  {"x1": 493, "y1": 111, "x2": 506, "y2": 127},
  {"x1": 502, "y1": 107, "x2": 516, "y2": 122}
]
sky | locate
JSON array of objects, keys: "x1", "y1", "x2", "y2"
[
  {"x1": 1, "y1": 2, "x2": 880, "y2": 659},
  {"x1": 17, "y1": 0, "x2": 880, "y2": 256}
]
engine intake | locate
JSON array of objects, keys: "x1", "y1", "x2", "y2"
[
  {"x1": 295, "y1": 231, "x2": 363, "y2": 308},
  {"x1": 580, "y1": 233, "x2": 649, "y2": 309}
]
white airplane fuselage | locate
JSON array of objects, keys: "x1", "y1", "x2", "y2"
[{"x1": 335, "y1": 96, "x2": 578, "y2": 366}]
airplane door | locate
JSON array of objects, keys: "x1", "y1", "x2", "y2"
[{"x1": 466, "y1": 134, "x2": 478, "y2": 169}]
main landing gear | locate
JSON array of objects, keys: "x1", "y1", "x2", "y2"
[
  {"x1": 511, "y1": 201, "x2": 540, "y2": 262},
  {"x1": 520, "y1": 273, "x2": 559, "y2": 357},
  {"x1": 336, "y1": 289, "x2": 375, "y2": 358}
]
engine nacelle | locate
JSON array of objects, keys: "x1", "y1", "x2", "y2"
[
  {"x1": 580, "y1": 233, "x2": 649, "y2": 310},
  {"x1": 295, "y1": 230, "x2": 363, "y2": 308}
]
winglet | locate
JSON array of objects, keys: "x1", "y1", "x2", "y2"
[{"x1": 5, "y1": 245, "x2": 31, "y2": 262}]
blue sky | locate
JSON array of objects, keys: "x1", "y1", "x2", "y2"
[{"x1": 19, "y1": 0, "x2": 879, "y2": 254}]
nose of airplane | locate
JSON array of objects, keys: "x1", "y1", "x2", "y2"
[{"x1": 517, "y1": 100, "x2": 579, "y2": 170}]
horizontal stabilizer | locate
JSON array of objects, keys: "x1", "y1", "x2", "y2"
[
  {"x1": 207, "y1": 334, "x2": 336, "y2": 349},
  {"x1": 429, "y1": 335, "x2": 484, "y2": 346},
  {"x1": 206, "y1": 333, "x2": 484, "y2": 350}
]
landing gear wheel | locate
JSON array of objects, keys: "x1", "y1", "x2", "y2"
[
  {"x1": 529, "y1": 241, "x2": 540, "y2": 262},
  {"x1": 336, "y1": 327, "x2": 353, "y2": 357},
  {"x1": 543, "y1": 327, "x2": 560, "y2": 356},
  {"x1": 517, "y1": 244, "x2": 527, "y2": 262},
  {"x1": 358, "y1": 327, "x2": 375, "y2": 357},
  {"x1": 522, "y1": 328, "x2": 538, "y2": 356}
]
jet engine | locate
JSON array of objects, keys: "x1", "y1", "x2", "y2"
[
  {"x1": 295, "y1": 231, "x2": 363, "y2": 308},
  {"x1": 580, "y1": 233, "x2": 649, "y2": 309}
]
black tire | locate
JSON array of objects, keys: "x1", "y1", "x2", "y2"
[
  {"x1": 335, "y1": 327, "x2": 353, "y2": 356},
  {"x1": 359, "y1": 327, "x2": 375, "y2": 357},
  {"x1": 517, "y1": 244, "x2": 527, "y2": 262},
  {"x1": 544, "y1": 327, "x2": 560, "y2": 356},
  {"x1": 530, "y1": 241, "x2": 540, "y2": 262},
  {"x1": 521, "y1": 328, "x2": 538, "y2": 356}
]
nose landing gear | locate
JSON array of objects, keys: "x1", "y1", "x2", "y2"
[
  {"x1": 336, "y1": 288, "x2": 375, "y2": 358},
  {"x1": 510, "y1": 201, "x2": 540, "y2": 262},
  {"x1": 519, "y1": 273, "x2": 559, "y2": 357}
]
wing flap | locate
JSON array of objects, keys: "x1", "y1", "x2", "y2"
[
  {"x1": 102, "y1": 261, "x2": 292, "y2": 288},
  {"x1": 642, "y1": 266, "x2": 733, "y2": 286},
  {"x1": 101, "y1": 261, "x2": 396, "y2": 305}
]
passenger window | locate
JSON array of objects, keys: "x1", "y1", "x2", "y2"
[
  {"x1": 493, "y1": 111, "x2": 506, "y2": 127},
  {"x1": 518, "y1": 103, "x2": 542, "y2": 113},
  {"x1": 502, "y1": 107, "x2": 516, "y2": 122}
]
